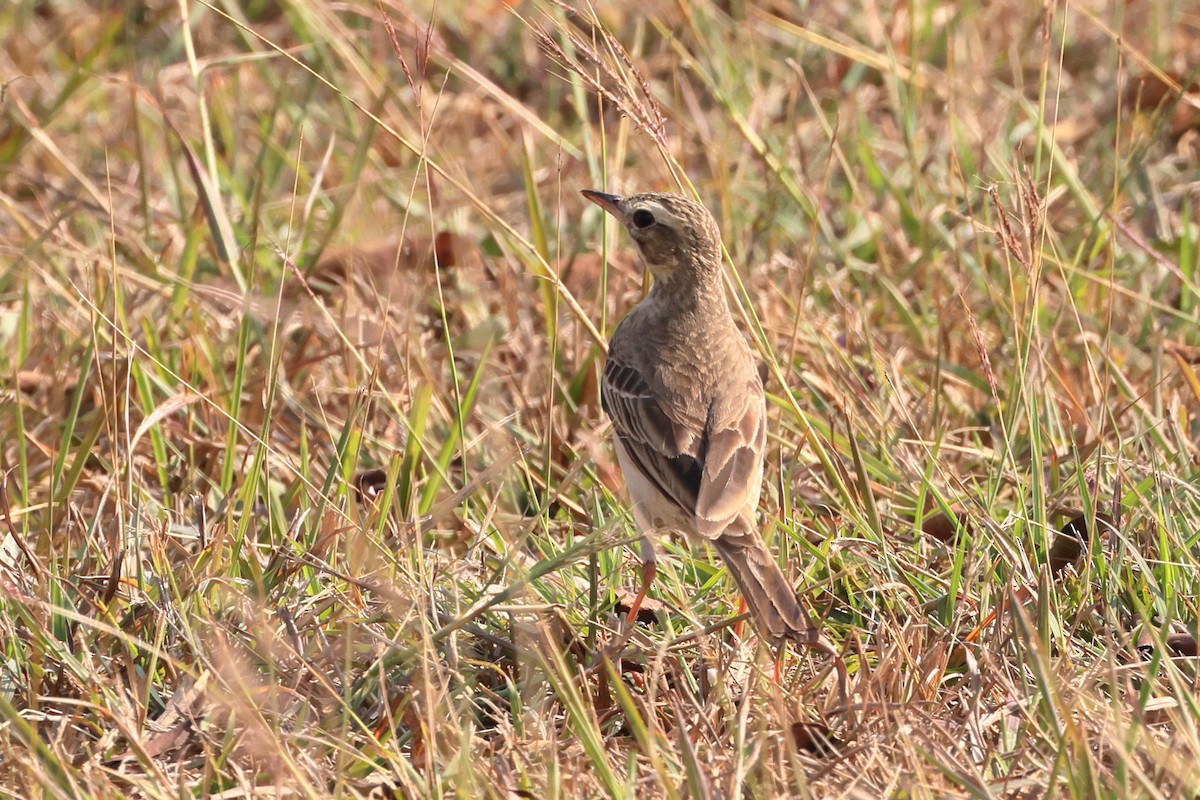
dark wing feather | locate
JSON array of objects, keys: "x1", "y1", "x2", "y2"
[{"x1": 602, "y1": 356, "x2": 705, "y2": 519}]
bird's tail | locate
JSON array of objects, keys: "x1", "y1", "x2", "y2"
[{"x1": 711, "y1": 525, "x2": 819, "y2": 644}]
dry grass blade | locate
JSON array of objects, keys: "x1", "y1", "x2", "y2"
[
  {"x1": 2, "y1": 0, "x2": 1199, "y2": 796},
  {"x1": 522, "y1": 3, "x2": 668, "y2": 148}
]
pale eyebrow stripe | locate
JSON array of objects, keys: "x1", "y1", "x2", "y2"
[{"x1": 641, "y1": 201, "x2": 680, "y2": 228}]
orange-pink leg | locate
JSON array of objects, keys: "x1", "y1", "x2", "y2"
[
  {"x1": 733, "y1": 596, "x2": 748, "y2": 641},
  {"x1": 623, "y1": 556, "x2": 657, "y2": 626}
]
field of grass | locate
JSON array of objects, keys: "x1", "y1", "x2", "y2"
[{"x1": 3, "y1": 0, "x2": 1200, "y2": 796}]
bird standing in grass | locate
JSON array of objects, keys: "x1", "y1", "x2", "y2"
[{"x1": 582, "y1": 189, "x2": 820, "y2": 644}]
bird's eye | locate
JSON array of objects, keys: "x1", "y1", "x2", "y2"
[{"x1": 631, "y1": 209, "x2": 655, "y2": 229}]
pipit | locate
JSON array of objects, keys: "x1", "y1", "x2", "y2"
[{"x1": 583, "y1": 189, "x2": 820, "y2": 645}]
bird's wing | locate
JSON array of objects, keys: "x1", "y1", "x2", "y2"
[
  {"x1": 602, "y1": 355, "x2": 705, "y2": 520},
  {"x1": 693, "y1": 378, "x2": 766, "y2": 538}
]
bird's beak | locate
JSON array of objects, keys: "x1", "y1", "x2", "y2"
[{"x1": 581, "y1": 189, "x2": 622, "y2": 217}]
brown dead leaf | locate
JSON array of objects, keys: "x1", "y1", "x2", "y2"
[
  {"x1": 1122, "y1": 71, "x2": 1200, "y2": 138},
  {"x1": 352, "y1": 468, "x2": 389, "y2": 503},
  {"x1": 16, "y1": 370, "x2": 53, "y2": 394},
  {"x1": 921, "y1": 507, "x2": 971, "y2": 544},
  {"x1": 1167, "y1": 632, "x2": 1198, "y2": 659},
  {"x1": 791, "y1": 720, "x2": 840, "y2": 756},
  {"x1": 308, "y1": 239, "x2": 424, "y2": 297},
  {"x1": 16, "y1": 369, "x2": 95, "y2": 414},
  {"x1": 1050, "y1": 511, "x2": 1115, "y2": 576},
  {"x1": 615, "y1": 590, "x2": 666, "y2": 626},
  {"x1": 112, "y1": 673, "x2": 209, "y2": 764}
]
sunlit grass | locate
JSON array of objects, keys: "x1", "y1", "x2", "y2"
[{"x1": 1, "y1": 0, "x2": 1198, "y2": 797}]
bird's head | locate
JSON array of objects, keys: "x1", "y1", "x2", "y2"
[{"x1": 582, "y1": 190, "x2": 722, "y2": 284}]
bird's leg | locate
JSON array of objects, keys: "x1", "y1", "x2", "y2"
[
  {"x1": 589, "y1": 537, "x2": 657, "y2": 671},
  {"x1": 622, "y1": 536, "x2": 657, "y2": 628},
  {"x1": 733, "y1": 596, "x2": 748, "y2": 641}
]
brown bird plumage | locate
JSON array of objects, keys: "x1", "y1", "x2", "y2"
[{"x1": 583, "y1": 189, "x2": 819, "y2": 643}]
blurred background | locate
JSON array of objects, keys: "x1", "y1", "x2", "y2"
[{"x1": 2, "y1": 1, "x2": 1198, "y2": 796}]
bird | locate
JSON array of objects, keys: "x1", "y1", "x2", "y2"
[{"x1": 582, "y1": 188, "x2": 820, "y2": 645}]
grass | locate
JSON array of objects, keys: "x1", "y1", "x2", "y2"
[{"x1": 2, "y1": 0, "x2": 1199, "y2": 796}]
